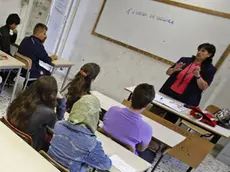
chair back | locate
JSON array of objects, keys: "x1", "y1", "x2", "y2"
[
  {"x1": 98, "y1": 127, "x2": 134, "y2": 153},
  {"x1": 39, "y1": 150, "x2": 70, "y2": 172},
  {"x1": 205, "y1": 105, "x2": 221, "y2": 114},
  {"x1": 14, "y1": 52, "x2": 32, "y2": 70},
  {"x1": 0, "y1": 116, "x2": 33, "y2": 146}
]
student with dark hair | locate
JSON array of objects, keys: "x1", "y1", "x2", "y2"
[
  {"x1": 7, "y1": 76, "x2": 66, "y2": 151},
  {"x1": 103, "y1": 83, "x2": 156, "y2": 162},
  {"x1": 18, "y1": 23, "x2": 58, "y2": 83},
  {"x1": 0, "y1": 14, "x2": 20, "y2": 86},
  {"x1": 160, "y1": 43, "x2": 217, "y2": 106},
  {"x1": 0, "y1": 13, "x2": 20, "y2": 54},
  {"x1": 62, "y1": 63, "x2": 100, "y2": 112}
]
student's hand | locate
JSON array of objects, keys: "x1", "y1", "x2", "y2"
[
  {"x1": 173, "y1": 62, "x2": 185, "y2": 72},
  {"x1": 193, "y1": 66, "x2": 201, "y2": 77},
  {"x1": 51, "y1": 55, "x2": 58, "y2": 61},
  {"x1": 57, "y1": 92, "x2": 63, "y2": 99},
  {"x1": 12, "y1": 29, "x2": 18, "y2": 34}
]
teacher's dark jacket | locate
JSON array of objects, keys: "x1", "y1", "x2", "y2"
[{"x1": 160, "y1": 57, "x2": 216, "y2": 106}]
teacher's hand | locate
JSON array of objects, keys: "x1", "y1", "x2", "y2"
[
  {"x1": 173, "y1": 62, "x2": 185, "y2": 72},
  {"x1": 193, "y1": 66, "x2": 201, "y2": 77}
]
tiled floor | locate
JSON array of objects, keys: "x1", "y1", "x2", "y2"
[{"x1": 0, "y1": 76, "x2": 229, "y2": 172}]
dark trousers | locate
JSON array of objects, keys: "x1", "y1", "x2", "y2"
[{"x1": 138, "y1": 148, "x2": 156, "y2": 164}]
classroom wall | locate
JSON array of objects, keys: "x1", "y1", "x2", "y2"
[
  {"x1": 201, "y1": 54, "x2": 230, "y2": 108},
  {"x1": 63, "y1": 0, "x2": 170, "y2": 102},
  {"x1": 63, "y1": 0, "x2": 230, "y2": 108},
  {"x1": 0, "y1": 0, "x2": 21, "y2": 26}
]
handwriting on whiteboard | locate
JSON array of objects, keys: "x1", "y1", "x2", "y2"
[{"x1": 126, "y1": 8, "x2": 174, "y2": 25}]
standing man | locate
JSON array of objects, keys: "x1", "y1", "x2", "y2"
[
  {"x1": 0, "y1": 14, "x2": 21, "y2": 86},
  {"x1": 18, "y1": 23, "x2": 58, "y2": 86},
  {"x1": 0, "y1": 13, "x2": 20, "y2": 55}
]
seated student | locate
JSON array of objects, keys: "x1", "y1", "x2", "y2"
[
  {"x1": 103, "y1": 83, "x2": 156, "y2": 162},
  {"x1": 62, "y1": 63, "x2": 100, "y2": 112},
  {"x1": 7, "y1": 76, "x2": 66, "y2": 151},
  {"x1": 48, "y1": 95, "x2": 112, "y2": 172},
  {"x1": 0, "y1": 13, "x2": 20, "y2": 55},
  {"x1": 18, "y1": 23, "x2": 58, "y2": 81},
  {"x1": 0, "y1": 14, "x2": 20, "y2": 85}
]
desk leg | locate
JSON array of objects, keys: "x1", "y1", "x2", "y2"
[
  {"x1": 50, "y1": 67, "x2": 55, "y2": 75},
  {"x1": 210, "y1": 135, "x2": 221, "y2": 144},
  {"x1": 0, "y1": 69, "x2": 11, "y2": 93},
  {"x1": 10, "y1": 67, "x2": 21, "y2": 103},
  {"x1": 186, "y1": 167, "x2": 193, "y2": 172},
  {"x1": 151, "y1": 154, "x2": 164, "y2": 171},
  {"x1": 61, "y1": 66, "x2": 71, "y2": 90}
]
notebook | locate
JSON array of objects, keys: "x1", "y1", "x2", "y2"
[{"x1": 110, "y1": 155, "x2": 137, "y2": 172}]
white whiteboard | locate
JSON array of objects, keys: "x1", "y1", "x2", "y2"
[
  {"x1": 172, "y1": 0, "x2": 230, "y2": 14},
  {"x1": 94, "y1": 0, "x2": 230, "y2": 64}
]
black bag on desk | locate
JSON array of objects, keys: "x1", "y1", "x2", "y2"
[{"x1": 214, "y1": 109, "x2": 230, "y2": 129}]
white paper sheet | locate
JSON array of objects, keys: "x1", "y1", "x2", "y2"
[
  {"x1": 154, "y1": 94, "x2": 187, "y2": 112},
  {"x1": 110, "y1": 155, "x2": 137, "y2": 172}
]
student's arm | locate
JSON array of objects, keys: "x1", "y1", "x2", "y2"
[
  {"x1": 0, "y1": 30, "x2": 8, "y2": 53},
  {"x1": 56, "y1": 94, "x2": 66, "y2": 120},
  {"x1": 136, "y1": 125, "x2": 152, "y2": 152},
  {"x1": 10, "y1": 32, "x2": 17, "y2": 44},
  {"x1": 194, "y1": 66, "x2": 216, "y2": 90},
  {"x1": 85, "y1": 141, "x2": 112, "y2": 171},
  {"x1": 45, "y1": 112, "x2": 57, "y2": 129},
  {"x1": 36, "y1": 44, "x2": 53, "y2": 65},
  {"x1": 36, "y1": 106, "x2": 57, "y2": 129}
]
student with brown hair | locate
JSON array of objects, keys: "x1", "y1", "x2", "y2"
[
  {"x1": 7, "y1": 76, "x2": 66, "y2": 151},
  {"x1": 18, "y1": 23, "x2": 58, "y2": 81},
  {"x1": 62, "y1": 63, "x2": 100, "y2": 112}
]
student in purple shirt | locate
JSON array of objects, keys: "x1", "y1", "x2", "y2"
[{"x1": 103, "y1": 83, "x2": 156, "y2": 162}]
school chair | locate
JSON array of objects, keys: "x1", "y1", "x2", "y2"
[
  {"x1": 178, "y1": 105, "x2": 221, "y2": 138},
  {"x1": 39, "y1": 150, "x2": 70, "y2": 172},
  {"x1": 14, "y1": 52, "x2": 37, "y2": 89},
  {"x1": 97, "y1": 127, "x2": 134, "y2": 153},
  {"x1": 0, "y1": 116, "x2": 33, "y2": 146}
]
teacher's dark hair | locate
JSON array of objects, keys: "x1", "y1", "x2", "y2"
[
  {"x1": 131, "y1": 83, "x2": 155, "y2": 109},
  {"x1": 7, "y1": 76, "x2": 58, "y2": 131},
  {"x1": 193, "y1": 43, "x2": 216, "y2": 65}
]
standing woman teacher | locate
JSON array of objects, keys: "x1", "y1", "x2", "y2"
[{"x1": 160, "y1": 43, "x2": 216, "y2": 106}]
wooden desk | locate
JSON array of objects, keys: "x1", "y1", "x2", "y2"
[
  {"x1": 50, "y1": 57, "x2": 73, "y2": 90},
  {"x1": 124, "y1": 86, "x2": 230, "y2": 139},
  {"x1": 96, "y1": 131, "x2": 152, "y2": 172},
  {"x1": 91, "y1": 91, "x2": 185, "y2": 148},
  {"x1": 0, "y1": 122, "x2": 60, "y2": 172},
  {"x1": 0, "y1": 50, "x2": 24, "y2": 102}
]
